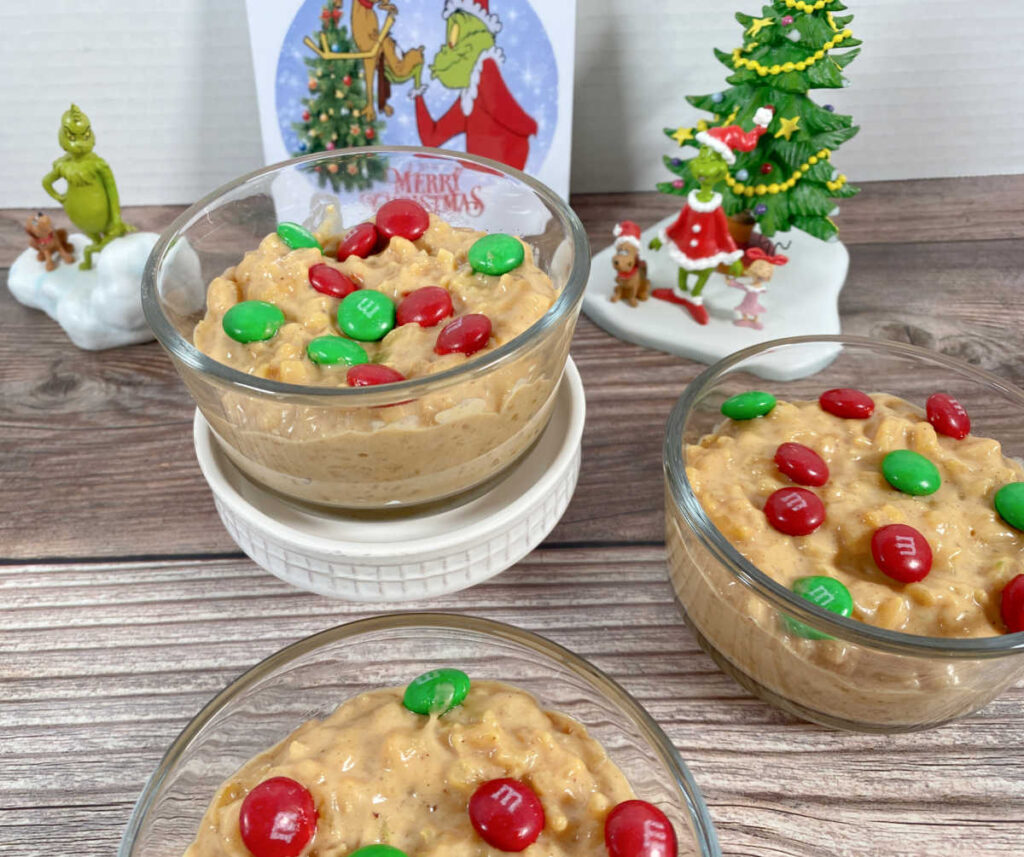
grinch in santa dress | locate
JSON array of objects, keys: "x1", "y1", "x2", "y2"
[
  {"x1": 410, "y1": 0, "x2": 537, "y2": 170},
  {"x1": 650, "y1": 107, "x2": 773, "y2": 324}
]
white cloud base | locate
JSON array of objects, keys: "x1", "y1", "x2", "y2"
[{"x1": 9, "y1": 232, "x2": 159, "y2": 351}]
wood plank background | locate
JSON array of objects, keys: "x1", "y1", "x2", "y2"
[{"x1": 3, "y1": 177, "x2": 1024, "y2": 857}]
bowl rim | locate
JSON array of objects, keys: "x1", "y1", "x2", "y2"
[
  {"x1": 664, "y1": 334, "x2": 1024, "y2": 658},
  {"x1": 141, "y1": 146, "x2": 590, "y2": 403},
  {"x1": 118, "y1": 612, "x2": 721, "y2": 857}
]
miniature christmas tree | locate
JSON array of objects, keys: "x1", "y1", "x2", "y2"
[
  {"x1": 293, "y1": 0, "x2": 386, "y2": 191},
  {"x1": 660, "y1": 0, "x2": 861, "y2": 241}
]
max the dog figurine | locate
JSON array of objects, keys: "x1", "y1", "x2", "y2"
[
  {"x1": 610, "y1": 220, "x2": 650, "y2": 307},
  {"x1": 25, "y1": 212, "x2": 75, "y2": 272}
]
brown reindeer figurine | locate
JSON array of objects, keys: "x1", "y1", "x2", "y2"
[
  {"x1": 25, "y1": 212, "x2": 75, "y2": 272},
  {"x1": 610, "y1": 220, "x2": 650, "y2": 307}
]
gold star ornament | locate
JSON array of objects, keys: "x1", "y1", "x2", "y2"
[
  {"x1": 774, "y1": 115, "x2": 801, "y2": 141},
  {"x1": 746, "y1": 17, "x2": 774, "y2": 38},
  {"x1": 671, "y1": 126, "x2": 694, "y2": 146}
]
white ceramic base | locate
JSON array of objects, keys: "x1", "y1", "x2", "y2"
[
  {"x1": 582, "y1": 214, "x2": 849, "y2": 380},
  {"x1": 193, "y1": 358, "x2": 586, "y2": 602},
  {"x1": 8, "y1": 231, "x2": 159, "y2": 350}
]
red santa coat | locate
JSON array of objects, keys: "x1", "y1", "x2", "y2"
[
  {"x1": 415, "y1": 48, "x2": 537, "y2": 170},
  {"x1": 661, "y1": 191, "x2": 743, "y2": 272}
]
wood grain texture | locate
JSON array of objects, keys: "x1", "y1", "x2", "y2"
[
  {"x1": 3, "y1": 180, "x2": 1024, "y2": 857},
  {"x1": 2, "y1": 550, "x2": 1022, "y2": 857}
]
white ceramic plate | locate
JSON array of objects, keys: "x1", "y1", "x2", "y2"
[{"x1": 193, "y1": 358, "x2": 585, "y2": 601}]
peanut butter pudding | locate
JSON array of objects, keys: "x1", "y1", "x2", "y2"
[
  {"x1": 193, "y1": 200, "x2": 557, "y2": 388},
  {"x1": 185, "y1": 199, "x2": 573, "y2": 508},
  {"x1": 183, "y1": 670, "x2": 678, "y2": 857},
  {"x1": 685, "y1": 389, "x2": 1024, "y2": 638}
]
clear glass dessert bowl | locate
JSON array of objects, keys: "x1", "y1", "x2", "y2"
[
  {"x1": 118, "y1": 613, "x2": 720, "y2": 857},
  {"x1": 142, "y1": 148, "x2": 589, "y2": 510},
  {"x1": 664, "y1": 335, "x2": 1024, "y2": 732}
]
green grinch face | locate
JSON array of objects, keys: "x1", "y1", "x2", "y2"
[
  {"x1": 689, "y1": 145, "x2": 728, "y2": 190},
  {"x1": 430, "y1": 11, "x2": 494, "y2": 89},
  {"x1": 59, "y1": 104, "x2": 95, "y2": 157}
]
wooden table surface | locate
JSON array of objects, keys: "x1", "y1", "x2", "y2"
[{"x1": 3, "y1": 177, "x2": 1024, "y2": 857}]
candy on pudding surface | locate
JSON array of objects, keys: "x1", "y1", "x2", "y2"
[
  {"x1": 686, "y1": 392, "x2": 1024, "y2": 637},
  {"x1": 181, "y1": 678, "x2": 649, "y2": 857}
]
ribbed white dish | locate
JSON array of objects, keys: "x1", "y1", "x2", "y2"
[{"x1": 193, "y1": 358, "x2": 585, "y2": 601}]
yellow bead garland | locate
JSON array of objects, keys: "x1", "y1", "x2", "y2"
[
  {"x1": 731, "y1": 27, "x2": 853, "y2": 77},
  {"x1": 784, "y1": 0, "x2": 835, "y2": 11},
  {"x1": 722, "y1": 147, "x2": 848, "y2": 198}
]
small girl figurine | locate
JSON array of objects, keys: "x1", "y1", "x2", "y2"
[{"x1": 727, "y1": 246, "x2": 788, "y2": 330}]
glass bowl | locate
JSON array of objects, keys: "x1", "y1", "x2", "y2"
[
  {"x1": 142, "y1": 148, "x2": 589, "y2": 511},
  {"x1": 118, "y1": 614, "x2": 719, "y2": 857},
  {"x1": 664, "y1": 336, "x2": 1024, "y2": 732}
]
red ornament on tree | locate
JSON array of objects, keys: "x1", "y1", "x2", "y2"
[
  {"x1": 760, "y1": 163, "x2": 774, "y2": 175},
  {"x1": 343, "y1": 74, "x2": 352, "y2": 86},
  {"x1": 365, "y1": 127, "x2": 375, "y2": 140},
  {"x1": 308, "y1": 79, "x2": 317, "y2": 91},
  {"x1": 302, "y1": 110, "x2": 310, "y2": 121},
  {"x1": 331, "y1": 7, "x2": 341, "y2": 22}
]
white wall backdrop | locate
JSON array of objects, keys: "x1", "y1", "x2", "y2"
[{"x1": 2, "y1": 0, "x2": 1023, "y2": 208}]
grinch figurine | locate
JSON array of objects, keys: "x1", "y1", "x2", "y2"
[
  {"x1": 9, "y1": 103, "x2": 159, "y2": 350},
  {"x1": 649, "y1": 107, "x2": 773, "y2": 324},
  {"x1": 42, "y1": 104, "x2": 135, "y2": 270}
]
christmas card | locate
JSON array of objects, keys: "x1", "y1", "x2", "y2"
[{"x1": 245, "y1": 0, "x2": 576, "y2": 202}]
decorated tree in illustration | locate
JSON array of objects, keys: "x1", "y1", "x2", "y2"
[
  {"x1": 293, "y1": 0, "x2": 386, "y2": 191},
  {"x1": 660, "y1": 0, "x2": 861, "y2": 241}
]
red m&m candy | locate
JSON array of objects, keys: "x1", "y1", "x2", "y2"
[
  {"x1": 396, "y1": 286, "x2": 454, "y2": 327},
  {"x1": 604, "y1": 800, "x2": 677, "y2": 857},
  {"x1": 308, "y1": 263, "x2": 357, "y2": 299},
  {"x1": 764, "y1": 488, "x2": 825, "y2": 536},
  {"x1": 926, "y1": 393, "x2": 971, "y2": 439},
  {"x1": 819, "y1": 388, "x2": 875, "y2": 419},
  {"x1": 376, "y1": 198, "x2": 430, "y2": 241},
  {"x1": 337, "y1": 222, "x2": 383, "y2": 261},
  {"x1": 435, "y1": 314, "x2": 492, "y2": 356},
  {"x1": 774, "y1": 442, "x2": 829, "y2": 486},
  {"x1": 347, "y1": 364, "x2": 406, "y2": 387},
  {"x1": 1001, "y1": 574, "x2": 1024, "y2": 633},
  {"x1": 469, "y1": 778, "x2": 545, "y2": 852},
  {"x1": 239, "y1": 777, "x2": 317, "y2": 857},
  {"x1": 870, "y1": 524, "x2": 933, "y2": 583}
]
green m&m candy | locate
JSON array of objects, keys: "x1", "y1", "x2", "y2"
[
  {"x1": 349, "y1": 847, "x2": 408, "y2": 857},
  {"x1": 339, "y1": 290, "x2": 395, "y2": 341},
  {"x1": 721, "y1": 390, "x2": 776, "y2": 420},
  {"x1": 222, "y1": 300, "x2": 285, "y2": 343},
  {"x1": 882, "y1": 450, "x2": 941, "y2": 496},
  {"x1": 468, "y1": 233, "x2": 525, "y2": 276},
  {"x1": 995, "y1": 482, "x2": 1024, "y2": 531},
  {"x1": 276, "y1": 221, "x2": 322, "y2": 251},
  {"x1": 782, "y1": 575, "x2": 854, "y2": 640},
  {"x1": 402, "y1": 668, "x2": 470, "y2": 715},
  {"x1": 306, "y1": 336, "x2": 369, "y2": 367}
]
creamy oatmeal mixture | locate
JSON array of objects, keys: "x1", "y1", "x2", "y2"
[
  {"x1": 185, "y1": 208, "x2": 571, "y2": 508},
  {"x1": 193, "y1": 216, "x2": 556, "y2": 386},
  {"x1": 184, "y1": 681, "x2": 636, "y2": 857},
  {"x1": 685, "y1": 393, "x2": 1024, "y2": 638}
]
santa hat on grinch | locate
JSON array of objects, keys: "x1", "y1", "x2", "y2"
[
  {"x1": 613, "y1": 220, "x2": 642, "y2": 249},
  {"x1": 443, "y1": 0, "x2": 503, "y2": 35},
  {"x1": 695, "y1": 107, "x2": 774, "y2": 164}
]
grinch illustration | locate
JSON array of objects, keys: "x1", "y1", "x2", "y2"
[{"x1": 411, "y1": 0, "x2": 538, "y2": 170}]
